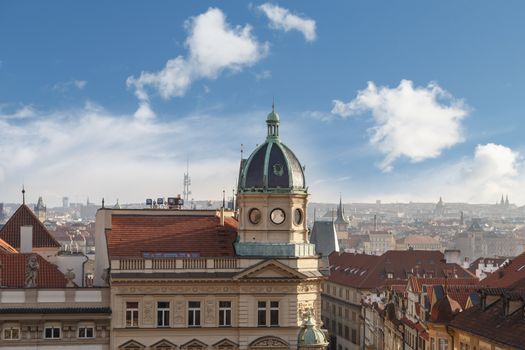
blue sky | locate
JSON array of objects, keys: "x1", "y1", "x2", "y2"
[{"x1": 1, "y1": 1, "x2": 525, "y2": 206}]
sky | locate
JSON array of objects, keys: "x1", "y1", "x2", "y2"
[{"x1": 1, "y1": 1, "x2": 525, "y2": 207}]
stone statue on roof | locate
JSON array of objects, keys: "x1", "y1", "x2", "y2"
[{"x1": 25, "y1": 254, "x2": 39, "y2": 288}]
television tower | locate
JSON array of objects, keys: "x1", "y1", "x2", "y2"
[{"x1": 183, "y1": 158, "x2": 192, "y2": 206}]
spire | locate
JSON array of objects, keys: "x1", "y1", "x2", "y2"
[
  {"x1": 266, "y1": 99, "x2": 280, "y2": 140},
  {"x1": 22, "y1": 186, "x2": 25, "y2": 205}
]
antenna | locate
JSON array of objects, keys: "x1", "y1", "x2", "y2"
[
  {"x1": 183, "y1": 157, "x2": 192, "y2": 206},
  {"x1": 22, "y1": 185, "x2": 26, "y2": 205},
  {"x1": 222, "y1": 190, "x2": 226, "y2": 209}
]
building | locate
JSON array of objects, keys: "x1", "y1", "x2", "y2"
[
  {"x1": 467, "y1": 257, "x2": 510, "y2": 280},
  {"x1": 448, "y1": 252, "x2": 525, "y2": 350},
  {"x1": 323, "y1": 250, "x2": 475, "y2": 350},
  {"x1": 364, "y1": 231, "x2": 395, "y2": 255},
  {"x1": 310, "y1": 220, "x2": 339, "y2": 263},
  {"x1": 334, "y1": 197, "x2": 350, "y2": 238},
  {"x1": 34, "y1": 196, "x2": 47, "y2": 222},
  {"x1": 0, "y1": 237, "x2": 111, "y2": 349},
  {"x1": 94, "y1": 106, "x2": 328, "y2": 350},
  {"x1": 395, "y1": 235, "x2": 442, "y2": 251}
]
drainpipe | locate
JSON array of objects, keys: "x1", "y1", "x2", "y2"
[{"x1": 81, "y1": 254, "x2": 89, "y2": 287}]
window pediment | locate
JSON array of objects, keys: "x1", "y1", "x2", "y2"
[{"x1": 249, "y1": 336, "x2": 289, "y2": 349}]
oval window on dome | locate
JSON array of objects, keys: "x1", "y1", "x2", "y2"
[
  {"x1": 249, "y1": 208, "x2": 262, "y2": 225},
  {"x1": 294, "y1": 208, "x2": 303, "y2": 225},
  {"x1": 273, "y1": 163, "x2": 284, "y2": 176}
]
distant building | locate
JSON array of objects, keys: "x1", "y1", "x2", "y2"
[
  {"x1": 34, "y1": 196, "x2": 46, "y2": 222},
  {"x1": 364, "y1": 230, "x2": 395, "y2": 255},
  {"x1": 310, "y1": 220, "x2": 339, "y2": 268},
  {"x1": 62, "y1": 196, "x2": 69, "y2": 209},
  {"x1": 434, "y1": 197, "x2": 445, "y2": 217},
  {"x1": 467, "y1": 257, "x2": 510, "y2": 280},
  {"x1": 396, "y1": 234, "x2": 442, "y2": 251},
  {"x1": 0, "y1": 202, "x2": 5, "y2": 222},
  {"x1": 334, "y1": 196, "x2": 350, "y2": 238}
]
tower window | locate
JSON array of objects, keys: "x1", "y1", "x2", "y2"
[
  {"x1": 125, "y1": 302, "x2": 139, "y2": 327},
  {"x1": 219, "y1": 301, "x2": 232, "y2": 327}
]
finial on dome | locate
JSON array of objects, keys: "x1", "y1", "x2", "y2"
[{"x1": 266, "y1": 99, "x2": 280, "y2": 140}]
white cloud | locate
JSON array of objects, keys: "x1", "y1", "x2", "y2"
[
  {"x1": 127, "y1": 8, "x2": 269, "y2": 114},
  {"x1": 0, "y1": 105, "x2": 37, "y2": 120},
  {"x1": 255, "y1": 70, "x2": 272, "y2": 81},
  {"x1": 53, "y1": 80, "x2": 87, "y2": 92},
  {"x1": 0, "y1": 103, "x2": 269, "y2": 207},
  {"x1": 258, "y1": 3, "x2": 316, "y2": 42},
  {"x1": 332, "y1": 80, "x2": 469, "y2": 171}
]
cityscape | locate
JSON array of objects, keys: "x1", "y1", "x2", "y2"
[{"x1": 1, "y1": 2, "x2": 525, "y2": 350}]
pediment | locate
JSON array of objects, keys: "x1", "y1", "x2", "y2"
[
  {"x1": 152, "y1": 339, "x2": 177, "y2": 349},
  {"x1": 233, "y1": 259, "x2": 308, "y2": 280},
  {"x1": 181, "y1": 339, "x2": 208, "y2": 350},
  {"x1": 119, "y1": 339, "x2": 146, "y2": 350},
  {"x1": 213, "y1": 338, "x2": 239, "y2": 349},
  {"x1": 249, "y1": 336, "x2": 289, "y2": 349}
]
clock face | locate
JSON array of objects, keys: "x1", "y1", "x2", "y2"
[
  {"x1": 249, "y1": 208, "x2": 262, "y2": 224},
  {"x1": 294, "y1": 208, "x2": 302, "y2": 225},
  {"x1": 270, "y1": 208, "x2": 286, "y2": 225}
]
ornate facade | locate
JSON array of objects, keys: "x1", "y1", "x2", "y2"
[{"x1": 94, "y1": 106, "x2": 328, "y2": 350}]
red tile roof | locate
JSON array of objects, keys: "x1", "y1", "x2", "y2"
[
  {"x1": 0, "y1": 205, "x2": 61, "y2": 249},
  {"x1": 449, "y1": 296, "x2": 525, "y2": 348},
  {"x1": 329, "y1": 250, "x2": 475, "y2": 289},
  {"x1": 0, "y1": 253, "x2": 69, "y2": 288},
  {"x1": 0, "y1": 238, "x2": 18, "y2": 254},
  {"x1": 108, "y1": 214, "x2": 238, "y2": 258},
  {"x1": 482, "y1": 251, "x2": 525, "y2": 288}
]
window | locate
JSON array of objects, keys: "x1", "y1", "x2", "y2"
[
  {"x1": 351, "y1": 329, "x2": 357, "y2": 344},
  {"x1": 460, "y1": 342, "x2": 470, "y2": 350},
  {"x1": 439, "y1": 339, "x2": 449, "y2": 350},
  {"x1": 188, "y1": 301, "x2": 201, "y2": 327},
  {"x1": 344, "y1": 308, "x2": 349, "y2": 320},
  {"x1": 78, "y1": 324, "x2": 94, "y2": 338},
  {"x1": 257, "y1": 301, "x2": 267, "y2": 326},
  {"x1": 258, "y1": 301, "x2": 279, "y2": 327},
  {"x1": 338, "y1": 306, "x2": 342, "y2": 317},
  {"x1": 344, "y1": 326, "x2": 349, "y2": 340},
  {"x1": 44, "y1": 323, "x2": 61, "y2": 339},
  {"x1": 126, "y1": 302, "x2": 139, "y2": 327},
  {"x1": 337, "y1": 323, "x2": 342, "y2": 336},
  {"x1": 431, "y1": 338, "x2": 436, "y2": 350},
  {"x1": 3, "y1": 325, "x2": 20, "y2": 340},
  {"x1": 157, "y1": 301, "x2": 170, "y2": 327},
  {"x1": 270, "y1": 301, "x2": 279, "y2": 326},
  {"x1": 219, "y1": 301, "x2": 232, "y2": 327}
]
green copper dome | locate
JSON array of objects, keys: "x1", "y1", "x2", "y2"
[
  {"x1": 297, "y1": 314, "x2": 328, "y2": 348},
  {"x1": 238, "y1": 105, "x2": 306, "y2": 193}
]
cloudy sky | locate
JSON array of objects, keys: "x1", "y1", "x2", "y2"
[{"x1": 1, "y1": 1, "x2": 525, "y2": 206}]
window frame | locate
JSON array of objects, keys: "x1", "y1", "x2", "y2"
[
  {"x1": 44, "y1": 323, "x2": 61, "y2": 339},
  {"x1": 2, "y1": 324, "x2": 20, "y2": 340},
  {"x1": 77, "y1": 323, "x2": 95, "y2": 339},
  {"x1": 188, "y1": 301, "x2": 201, "y2": 327},
  {"x1": 257, "y1": 300, "x2": 280, "y2": 327},
  {"x1": 125, "y1": 301, "x2": 140, "y2": 328},
  {"x1": 218, "y1": 301, "x2": 232, "y2": 327},
  {"x1": 157, "y1": 301, "x2": 170, "y2": 328}
]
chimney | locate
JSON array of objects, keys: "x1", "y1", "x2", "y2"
[
  {"x1": 20, "y1": 225, "x2": 33, "y2": 253},
  {"x1": 373, "y1": 215, "x2": 377, "y2": 231},
  {"x1": 219, "y1": 207, "x2": 225, "y2": 226}
]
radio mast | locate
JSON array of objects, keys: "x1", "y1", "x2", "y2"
[{"x1": 183, "y1": 158, "x2": 192, "y2": 207}]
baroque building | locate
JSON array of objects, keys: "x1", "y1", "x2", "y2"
[{"x1": 94, "y1": 106, "x2": 328, "y2": 350}]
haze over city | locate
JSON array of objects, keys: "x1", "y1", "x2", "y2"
[{"x1": 1, "y1": 2, "x2": 525, "y2": 207}]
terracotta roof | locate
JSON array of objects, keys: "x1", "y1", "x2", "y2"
[
  {"x1": 0, "y1": 205, "x2": 61, "y2": 249},
  {"x1": 430, "y1": 294, "x2": 462, "y2": 323},
  {"x1": 329, "y1": 250, "x2": 474, "y2": 289},
  {"x1": 108, "y1": 214, "x2": 238, "y2": 258},
  {"x1": 449, "y1": 297, "x2": 525, "y2": 348},
  {"x1": 0, "y1": 238, "x2": 18, "y2": 254},
  {"x1": 482, "y1": 251, "x2": 525, "y2": 288},
  {"x1": 0, "y1": 253, "x2": 69, "y2": 288}
]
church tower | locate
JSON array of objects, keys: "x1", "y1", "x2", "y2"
[
  {"x1": 236, "y1": 104, "x2": 315, "y2": 257},
  {"x1": 34, "y1": 196, "x2": 46, "y2": 222}
]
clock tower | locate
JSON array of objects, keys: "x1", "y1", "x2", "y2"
[{"x1": 236, "y1": 104, "x2": 316, "y2": 257}]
